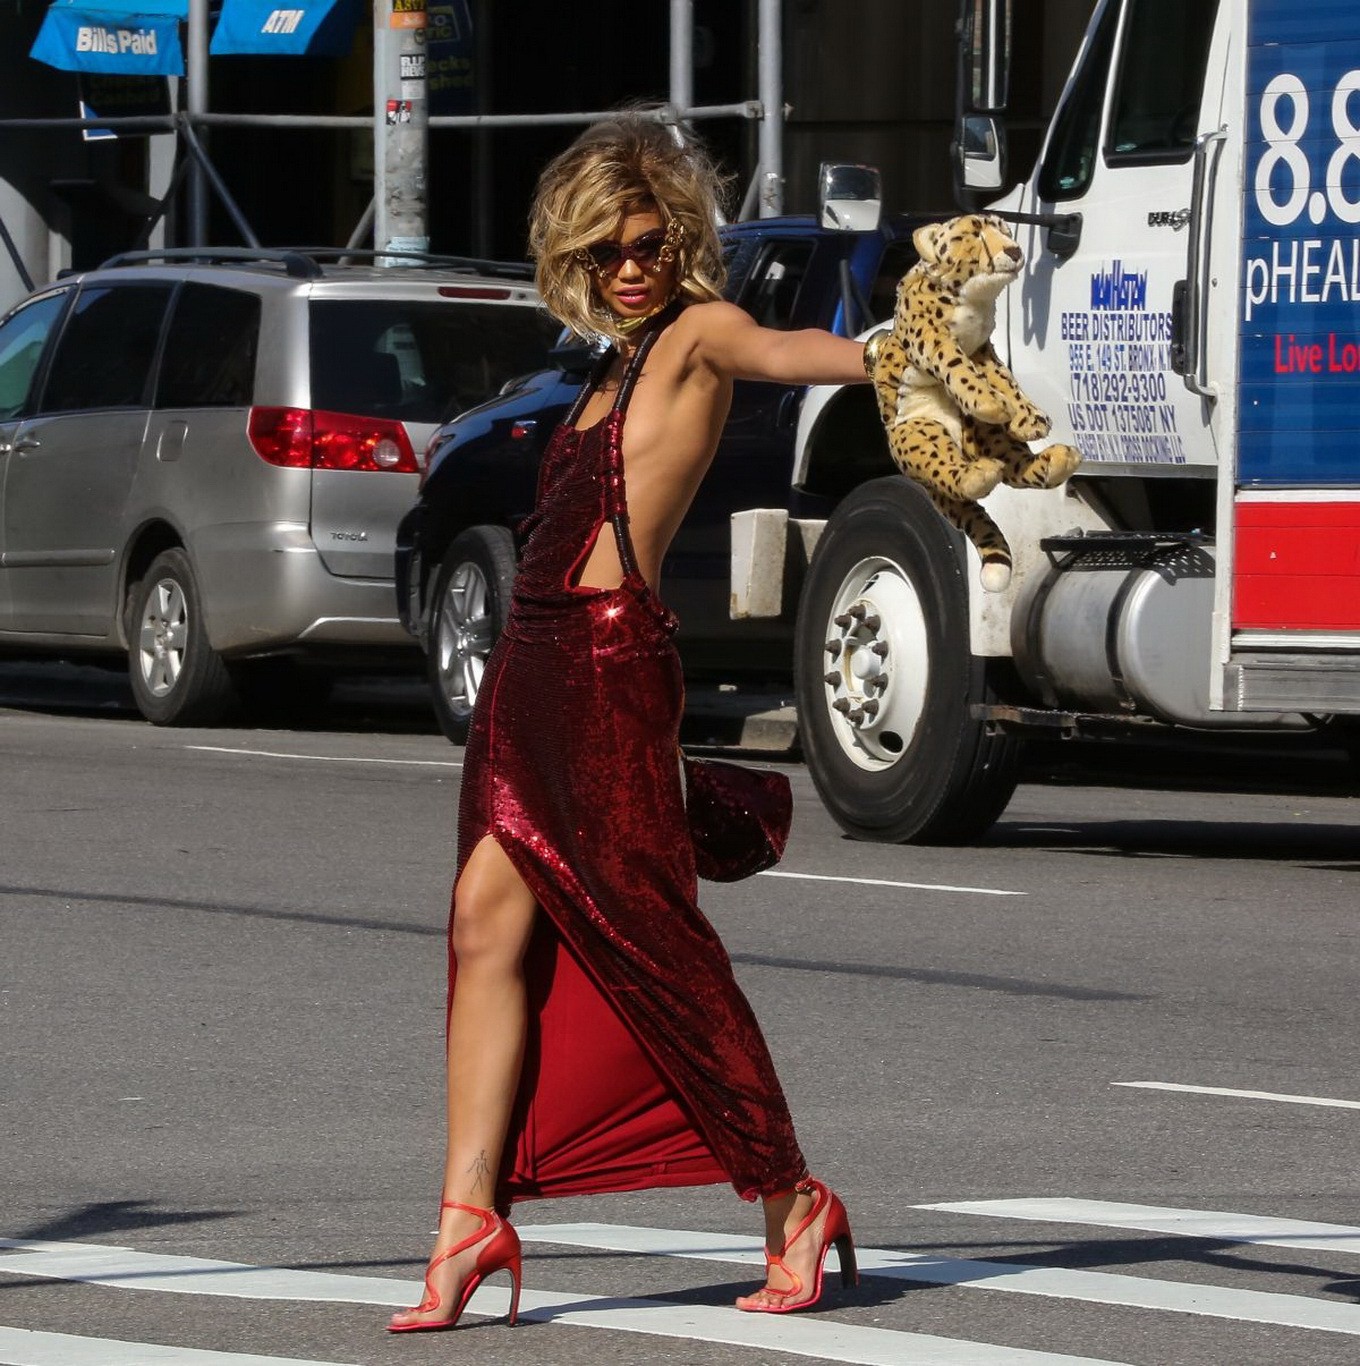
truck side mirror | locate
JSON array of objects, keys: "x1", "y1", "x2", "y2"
[
  {"x1": 818, "y1": 163, "x2": 882, "y2": 232},
  {"x1": 956, "y1": 114, "x2": 1007, "y2": 192},
  {"x1": 953, "y1": 0, "x2": 1013, "y2": 206}
]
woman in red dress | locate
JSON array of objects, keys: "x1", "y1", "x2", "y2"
[{"x1": 389, "y1": 115, "x2": 872, "y2": 1333}]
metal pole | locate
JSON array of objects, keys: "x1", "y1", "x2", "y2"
[
  {"x1": 757, "y1": 0, "x2": 783, "y2": 216},
  {"x1": 373, "y1": 0, "x2": 430, "y2": 263},
  {"x1": 669, "y1": 0, "x2": 693, "y2": 118},
  {"x1": 186, "y1": 0, "x2": 210, "y2": 244},
  {"x1": 179, "y1": 118, "x2": 261, "y2": 247},
  {"x1": 472, "y1": 0, "x2": 492, "y2": 257}
]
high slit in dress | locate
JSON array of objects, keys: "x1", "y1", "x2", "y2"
[{"x1": 452, "y1": 315, "x2": 808, "y2": 1211}]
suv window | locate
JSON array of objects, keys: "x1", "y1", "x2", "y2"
[
  {"x1": 309, "y1": 300, "x2": 559, "y2": 424},
  {"x1": 40, "y1": 283, "x2": 173, "y2": 413},
  {"x1": 1107, "y1": 0, "x2": 1218, "y2": 162},
  {"x1": 156, "y1": 283, "x2": 260, "y2": 408},
  {"x1": 741, "y1": 241, "x2": 815, "y2": 330},
  {"x1": 869, "y1": 239, "x2": 919, "y2": 325},
  {"x1": 0, "y1": 290, "x2": 67, "y2": 420}
]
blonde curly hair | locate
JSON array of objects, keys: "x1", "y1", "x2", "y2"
[{"x1": 528, "y1": 114, "x2": 728, "y2": 344}]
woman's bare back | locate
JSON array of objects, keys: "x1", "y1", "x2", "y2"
[{"x1": 573, "y1": 308, "x2": 731, "y2": 593}]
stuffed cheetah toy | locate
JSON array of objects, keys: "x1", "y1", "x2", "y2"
[{"x1": 865, "y1": 212, "x2": 1082, "y2": 591}]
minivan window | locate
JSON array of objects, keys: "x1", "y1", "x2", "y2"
[
  {"x1": 0, "y1": 290, "x2": 67, "y2": 420},
  {"x1": 157, "y1": 283, "x2": 261, "y2": 408},
  {"x1": 40, "y1": 284, "x2": 173, "y2": 413},
  {"x1": 309, "y1": 300, "x2": 559, "y2": 424}
]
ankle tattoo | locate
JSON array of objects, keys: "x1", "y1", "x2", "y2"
[{"x1": 466, "y1": 1150, "x2": 492, "y2": 1194}]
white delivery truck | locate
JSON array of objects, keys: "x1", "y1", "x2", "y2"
[{"x1": 738, "y1": 0, "x2": 1360, "y2": 843}]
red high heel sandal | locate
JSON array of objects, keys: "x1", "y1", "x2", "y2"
[
  {"x1": 387, "y1": 1199, "x2": 522, "y2": 1333},
  {"x1": 735, "y1": 1178, "x2": 858, "y2": 1314}
]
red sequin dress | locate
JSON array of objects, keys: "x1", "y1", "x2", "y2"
[{"x1": 453, "y1": 318, "x2": 807, "y2": 1210}]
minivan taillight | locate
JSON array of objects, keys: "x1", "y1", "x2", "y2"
[{"x1": 248, "y1": 407, "x2": 418, "y2": 473}]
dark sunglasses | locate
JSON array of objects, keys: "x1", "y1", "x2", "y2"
[{"x1": 576, "y1": 220, "x2": 683, "y2": 276}]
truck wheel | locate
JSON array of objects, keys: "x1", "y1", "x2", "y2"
[
  {"x1": 794, "y1": 476, "x2": 1020, "y2": 843},
  {"x1": 128, "y1": 549, "x2": 237, "y2": 726},
  {"x1": 428, "y1": 525, "x2": 516, "y2": 743}
]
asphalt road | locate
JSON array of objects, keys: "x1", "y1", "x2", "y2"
[{"x1": 2, "y1": 665, "x2": 1358, "y2": 1366}]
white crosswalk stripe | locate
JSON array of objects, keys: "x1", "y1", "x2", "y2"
[
  {"x1": 0, "y1": 1236, "x2": 1119, "y2": 1366},
  {"x1": 3, "y1": 1196, "x2": 1357, "y2": 1364},
  {"x1": 913, "y1": 1199, "x2": 1360, "y2": 1256},
  {"x1": 514, "y1": 1220, "x2": 1360, "y2": 1335},
  {"x1": 0, "y1": 1327, "x2": 356, "y2": 1366}
]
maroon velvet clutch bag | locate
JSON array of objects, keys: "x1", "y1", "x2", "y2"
[{"x1": 682, "y1": 756, "x2": 793, "y2": 882}]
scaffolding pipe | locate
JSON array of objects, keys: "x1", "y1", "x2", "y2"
[
  {"x1": 669, "y1": 0, "x2": 693, "y2": 118},
  {"x1": 179, "y1": 120, "x2": 261, "y2": 247},
  {"x1": 757, "y1": 0, "x2": 783, "y2": 215},
  {"x1": 471, "y1": 0, "x2": 493, "y2": 257},
  {"x1": 186, "y1": 0, "x2": 210, "y2": 243},
  {"x1": 0, "y1": 104, "x2": 760, "y2": 135},
  {"x1": 0, "y1": 214, "x2": 35, "y2": 293}
]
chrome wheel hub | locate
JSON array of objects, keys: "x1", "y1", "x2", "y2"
[
  {"x1": 137, "y1": 578, "x2": 189, "y2": 697},
  {"x1": 435, "y1": 562, "x2": 493, "y2": 716},
  {"x1": 820, "y1": 557, "x2": 929, "y2": 770}
]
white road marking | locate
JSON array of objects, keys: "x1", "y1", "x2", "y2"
[
  {"x1": 0, "y1": 1237, "x2": 1119, "y2": 1366},
  {"x1": 184, "y1": 745, "x2": 460, "y2": 769},
  {"x1": 758, "y1": 870, "x2": 1025, "y2": 896},
  {"x1": 915, "y1": 1199, "x2": 1360, "y2": 1256},
  {"x1": 0, "y1": 1327, "x2": 356, "y2": 1366},
  {"x1": 0, "y1": 1239, "x2": 412, "y2": 1303},
  {"x1": 517, "y1": 1221, "x2": 1360, "y2": 1336},
  {"x1": 1113, "y1": 1080, "x2": 1360, "y2": 1110}
]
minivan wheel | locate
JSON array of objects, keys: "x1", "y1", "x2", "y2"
[
  {"x1": 128, "y1": 549, "x2": 237, "y2": 726},
  {"x1": 427, "y1": 525, "x2": 516, "y2": 743}
]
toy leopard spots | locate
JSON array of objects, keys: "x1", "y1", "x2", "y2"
[{"x1": 867, "y1": 213, "x2": 1082, "y2": 592}]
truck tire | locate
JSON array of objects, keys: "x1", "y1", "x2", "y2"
[
  {"x1": 427, "y1": 524, "x2": 516, "y2": 743},
  {"x1": 794, "y1": 476, "x2": 1020, "y2": 843},
  {"x1": 127, "y1": 548, "x2": 237, "y2": 726}
]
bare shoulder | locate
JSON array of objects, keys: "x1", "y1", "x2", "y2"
[
  {"x1": 665, "y1": 299, "x2": 755, "y2": 374},
  {"x1": 672, "y1": 298, "x2": 749, "y2": 343}
]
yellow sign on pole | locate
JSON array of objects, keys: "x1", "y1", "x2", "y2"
[{"x1": 390, "y1": 0, "x2": 427, "y2": 28}]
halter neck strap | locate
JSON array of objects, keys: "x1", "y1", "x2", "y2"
[{"x1": 561, "y1": 302, "x2": 681, "y2": 427}]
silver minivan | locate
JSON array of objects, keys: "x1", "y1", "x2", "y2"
[{"x1": 0, "y1": 249, "x2": 556, "y2": 724}]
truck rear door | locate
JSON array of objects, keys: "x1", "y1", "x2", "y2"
[{"x1": 1224, "y1": 0, "x2": 1360, "y2": 713}]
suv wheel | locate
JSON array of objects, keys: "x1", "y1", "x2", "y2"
[
  {"x1": 428, "y1": 525, "x2": 516, "y2": 743},
  {"x1": 795, "y1": 477, "x2": 1021, "y2": 844},
  {"x1": 128, "y1": 549, "x2": 236, "y2": 726}
]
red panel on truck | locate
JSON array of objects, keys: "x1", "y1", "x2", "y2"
[{"x1": 1233, "y1": 501, "x2": 1360, "y2": 631}]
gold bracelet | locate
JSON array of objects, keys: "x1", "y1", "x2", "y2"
[{"x1": 862, "y1": 329, "x2": 889, "y2": 379}]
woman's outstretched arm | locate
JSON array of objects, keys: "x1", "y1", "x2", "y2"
[{"x1": 683, "y1": 299, "x2": 871, "y2": 387}]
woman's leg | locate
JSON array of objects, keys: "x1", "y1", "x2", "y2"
[{"x1": 389, "y1": 835, "x2": 537, "y2": 1329}]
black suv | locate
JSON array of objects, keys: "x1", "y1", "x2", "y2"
[{"x1": 396, "y1": 215, "x2": 924, "y2": 741}]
